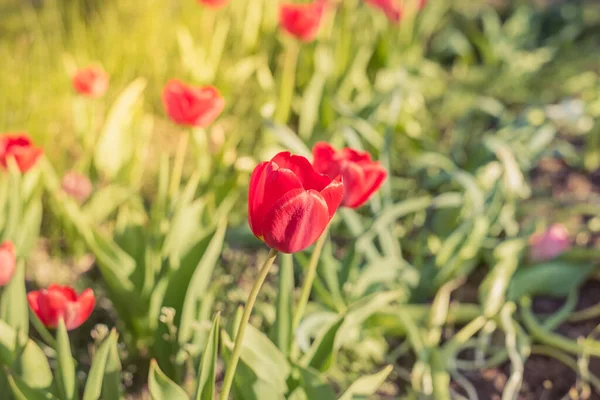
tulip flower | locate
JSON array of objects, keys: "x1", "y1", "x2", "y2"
[
  {"x1": 279, "y1": 1, "x2": 326, "y2": 42},
  {"x1": 365, "y1": 0, "x2": 402, "y2": 23},
  {"x1": 248, "y1": 151, "x2": 344, "y2": 253},
  {"x1": 0, "y1": 241, "x2": 16, "y2": 286},
  {"x1": 197, "y1": 0, "x2": 229, "y2": 7},
  {"x1": 72, "y1": 66, "x2": 109, "y2": 98},
  {"x1": 27, "y1": 285, "x2": 95, "y2": 330},
  {"x1": 0, "y1": 133, "x2": 43, "y2": 173},
  {"x1": 61, "y1": 171, "x2": 93, "y2": 203},
  {"x1": 312, "y1": 142, "x2": 387, "y2": 209},
  {"x1": 529, "y1": 224, "x2": 571, "y2": 262},
  {"x1": 162, "y1": 79, "x2": 225, "y2": 127}
]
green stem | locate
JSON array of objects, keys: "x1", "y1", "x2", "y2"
[
  {"x1": 292, "y1": 227, "x2": 329, "y2": 331},
  {"x1": 220, "y1": 248, "x2": 278, "y2": 400},
  {"x1": 274, "y1": 40, "x2": 299, "y2": 124},
  {"x1": 169, "y1": 132, "x2": 190, "y2": 199}
]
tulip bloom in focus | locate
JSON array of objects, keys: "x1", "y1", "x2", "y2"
[
  {"x1": 529, "y1": 224, "x2": 571, "y2": 262},
  {"x1": 365, "y1": 0, "x2": 402, "y2": 23},
  {"x1": 279, "y1": 1, "x2": 326, "y2": 42},
  {"x1": 162, "y1": 79, "x2": 225, "y2": 127},
  {"x1": 62, "y1": 171, "x2": 93, "y2": 203},
  {"x1": 313, "y1": 142, "x2": 387, "y2": 209},
  {"x1": 0, "y1": 241, "x2": 16, "y2": 286},
  {"x1": 248, "y1": 152, "x2": 344, "y2": 253},
  {"x1": 27, "y1": 285, "x2": 95, "y2": 330},
  {"x1": 0, "y1": 133, "x2": 43, "y2": 173},
  {"x1": 72, "y1": 66, "x2": 109, "y2": 98},
  {"x1": 198, "y1": 0, "x2": 229, "y2": 7}
]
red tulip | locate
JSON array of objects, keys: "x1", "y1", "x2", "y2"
[
  {"x1": 162, "y1": 79, "x2": 225, "y2": 127},
  {"x1": 27, "y1": 285, "x2": 95, "y2": 330},
  {"x1": 529, "y1": 224, "x2": 571, "y2": 262},
  {"x1": 279, "y1": 1, "x2": 326, "y2": 42},
  {"x1": 418, "y1": 0, "x2": 427, "y2": 9},
  {"x1": 72, "y1": 66, "x2": 109, "y2": 98},
  {"x1": 0, "y1": 241, "x2": 16, "y2": 286},
  {"x1": 0, "y1": 133, "x2": 43, "y2": 173},
  {"x1": 248, "y1": 152, "x2": 344, "y2": 253},
  {"x1": 312, "y1": 142, "x2": 387, "y2": 209},
  {"x1": 365, "y1": 0, "x2": 402, "y2": 23},
  {"x1": 61, "y1": 171, "x2": 93, "y2": 203},
  {"x1": 198, "y1": 0, "x2": 229, "y2": 7}
]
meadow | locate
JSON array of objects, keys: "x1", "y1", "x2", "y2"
[{"x1": 1, "y1": 0, "x2": 600, "y2": 398}]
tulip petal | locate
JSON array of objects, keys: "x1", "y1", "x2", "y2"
[
  {"x1": 312, "y1": 142, "x2": 340, "y2": 178},
  {"x1": 248, "y1": 162, "x2": 271, "y2": 238},
  {"x1": 27, "y1": 291, "x2": 42, "y2": 322},
  {"x1": 263, "y1": 189, "x2": 330, "y2": 253},
  {"x1": 38, "y1": 289, "x2": 69, "y2": 328},
  {"x1": 343, "y1": 163, "x2": 388, "y2": 208},
  {"x1": 319, "y1": 178, "x2": 344, "y2": 218},
  {"x1": 271, "y1": 152, "x2": 331, "y2": 191},
  {"x1": 67, "y1": 289, "x2": 96, "y2": 330}
]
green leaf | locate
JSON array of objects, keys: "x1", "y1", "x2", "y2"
[
  {"x1": 94, "y1": 78, "x2": 147, "y2": 179},
  {"x1": 270, "y1": 253, "x2": 293, "y2": 355},
  {"x1": 295, "y1": 364, "x2": 336, "y2": 400},
  {"x1": 102, "y1": 331, "x2": 123, "y2": 400},
  {"x1": 82, "y1": 185, "x2": 134, "y2": 224},
  {"x1": 302, "y1": 316, "x2": 344, "y2": 372},
  {"x1": 194, "y1": 313, "x2": 220, "y2": 400},
  {"x1": 176, "y1": 219, "x2": 227, "y2": 345},
  {"x1": 0, "y1": 262, "x2": 29, "y2": 339},
  {"x1": 508, "y1": 261, "x2": 596, "y2": 301},
  {"x1": 148, "y1": 359, "x2": 188, "y2": 400},
  {"x1": 222, "y1": 325, "x2": 291, "y2": 396},
  {"x1": 265, "y1": 121, "x2": 311, "y2": 158},
  {"x1": 82, "y1": 330, "x2": 118, "y2": 400},
  {"x1": 6, "y1": 374, "x2": 57, "y2": 400},
  {"x1": 338, "y1": 365, "x2": 393, "y2": 400},
  {"x1": 56, "y1": 319, "x2": 76, "y2": 400}
]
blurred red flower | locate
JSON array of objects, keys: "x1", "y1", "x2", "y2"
[
  {"x1": 0, "y1": 241, "x2": 16, "y2": 286},
  {"x1": 248, "y1": 151, "x2": 343, "y2": 253},
  {"x1": 198, "y1": 0, "x2": 229, "y2": 7},
  {"x1": 162, "y1": 79, "x2": 225, "y2": 127},
  {"x1": 312, "y1": 142, "x2": 387, "y2": 209},
  {"x1": 365, "y1": 0, "x2": 402, "y2": 23},
  {"x1": 0, "y1": 133, "x2": 43, "y2": 173},
  {"x1": 27, "y1": 285, "x2": 95, "y2": 330},
  {"x1": 72, "y1": 66, "x2": 109, "y2": 98},
  {"x1": 62, "y1": 171, "x2": 93, "y2": 203},
  {"x1": 279, "y1": 1, "x2": 326, "y2": 42},
  {"x1": 529, "y1": 224, "x2": 571, "y2": 262}
]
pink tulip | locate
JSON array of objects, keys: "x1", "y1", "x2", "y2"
[{"x1": 529, "y1": 224, "x2": 571, "y2": 262}]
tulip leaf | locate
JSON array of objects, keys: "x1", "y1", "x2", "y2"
[
  {"x1": 338, "y1": 365, "x2": 393, "y2": 400},
  {"x1": 82, "y1": 329, "x2": 118, "y2": 400},
  {"x1": 507, "y1": 261, "x2": 596, "y2": 301},
  {"x1": 0, "y1": 261, "x2": 29, "y2": 339},
  {"x1": 269, "y1": 253, "x2": 294, "y2": 355},
  {"x1": 102, "y1": 331, "x2": 123, "y2": 400},
  {"x1": 148, "y1": 359, "x2": 188, "y2": 400},
  {"x1": 295, "y1": 364, "x2": 337, "y2": 400},
  {"x1": 94, "y1": 78, "x2": 147, "y2": 179},
  {"x1": 301, "y1": 315, "x2": 345, "y2": 372},
  {"x1": 82, "y1": 185, "x2": 133, "y2": 224},
  {"x1": 56, "y1": 319, "x2": 77, "y2": 400},
  {"x1": 176, "y1": 219, "x2": 227, "y2": 345},
  {"x1": 194, "y1": 313, "x2": 219, "y2": 400},
  {"x1": 222, "y1": 325, "x2": 291, "y2": 397},
  {"x1": 6, "y1": 373, "x2": 58, "y2": 400},
  {"x1": 265, "y1": 120, "x2": 311, "y2": 158},
  {"x1": 15, "y1": 199, "x2": 42, "y2": 258}
]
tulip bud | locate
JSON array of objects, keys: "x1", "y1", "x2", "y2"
[
  {"x1": 62, "y1": 171, "x2": 93, "y2": 203},
  {"x1": 162, "y1": 79, "x2": 225, "y2": 127},
  {"x1": 0, "y1": 133, "x2": 44, "y2": 173},
  {"x1": 72, "y1": 66, "x2": 109, "y2": 98}
]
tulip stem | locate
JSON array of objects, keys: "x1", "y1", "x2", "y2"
[
  {"x1": 220, "y1": 248, "x2": 279, "y2": 400},
  {"x1": 292, "y1": 226, "x2": 329, "y2": 331},
  {"x1": 169, "y1": 131, "x2": 189, "y2": 200},
  {"x1": 274, "y1": 39, "x2": 299, "y2": 124}
]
